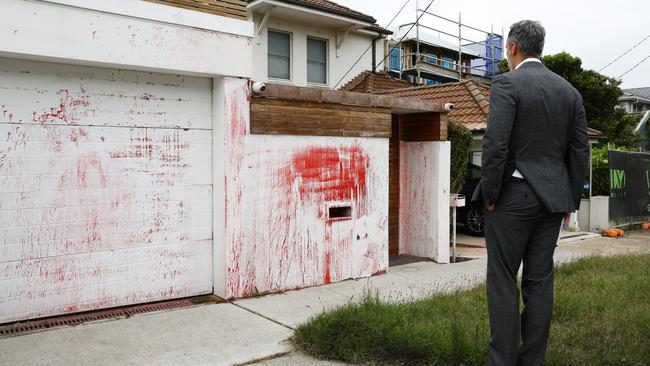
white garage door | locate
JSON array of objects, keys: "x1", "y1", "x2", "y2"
[{"x1": 0, "y1": 58, "x2": 213, "y2": 323}]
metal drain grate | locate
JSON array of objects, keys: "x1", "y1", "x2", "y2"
[{"x1": 0, "y1": 295, "x2": 224, "y2": 337}]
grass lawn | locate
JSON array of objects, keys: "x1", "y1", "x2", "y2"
[{"x1": 292, "y1": 254, "x2": 650, "y2": 366}]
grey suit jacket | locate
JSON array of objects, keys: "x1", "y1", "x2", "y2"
[{"x1": 471, "y1": 61, "x2": 590, "y2": 213}]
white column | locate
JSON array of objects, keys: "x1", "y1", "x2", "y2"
[{"x1": 399, "y1": 141, "x2": 450, "y2": 263}]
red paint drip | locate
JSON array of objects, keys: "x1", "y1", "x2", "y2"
[
  {"x1": 291, "y1": 146, "x2": 368, "y2": 217},
  {"x1": 324, "y1": 251, "x2": 332, "y2": 284}
]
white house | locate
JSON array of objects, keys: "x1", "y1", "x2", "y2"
[
  {"x1": 247, "y1": 0, "x2": 390, "y2": 88},
  {"x1": 618, "y1": 87, "x2": 650, "y2": 114},
  {"x1": 0, "y1": 0, "x2": 452, "y2": 324},
  {"x1": 0, "y1": 0, "x2": 253, "y2": 323}
]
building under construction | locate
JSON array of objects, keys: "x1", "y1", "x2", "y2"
[{"x1": 386, "y1": 8, "x2": 504, "y2": 85}]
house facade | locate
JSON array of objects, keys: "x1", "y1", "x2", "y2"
[
  {"x1": 1, "y1": 0, "x2": 452, "y2": 323},
  {"x1": 618, "y1": 87, "x2": 650, "y2": 150},
  {"x1": 247, "y1": 0, "x2": 389, "y2": 88},
  {"x1": 618, "y1": 87, "x2": 650, "y2": 113},
  {"x1": 0, "y1": 0, "x2": 255, "y2": 323}
]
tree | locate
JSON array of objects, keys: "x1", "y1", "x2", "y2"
[
  {"x1": 497, "y1": 52, "x2": 635, "y2": 147},
  {"x1": 498, "y1": 58, "x2": 509, "y2": 74}
]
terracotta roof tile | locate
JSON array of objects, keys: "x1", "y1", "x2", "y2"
[
  {"x1": 346, "y1": 72, "x2": 605, "y2": 137},
  {"x1": 587, "y1": 127, "x2": 603, "y2": 138},
  {"x1": 340, "y1": 71, "x2": 414, "y2": 94},
  {"x1": 379, "y1": 80, "x2": 490, "y2": 131}
]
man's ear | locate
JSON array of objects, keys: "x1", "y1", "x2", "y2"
[{"x1": 509, "y1": 41, "x2": 518, "y2": 56}]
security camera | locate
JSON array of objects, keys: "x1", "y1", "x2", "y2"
[
  {"x1": 444, "y1": 103, "x2": 455, "y2": 112},
  {"x1": 252, "y1": 82, "x2": 266, "y2": 93}
]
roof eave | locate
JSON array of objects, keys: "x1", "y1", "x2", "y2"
[{"x1": 248, "y1": 0, "x2": 377, "y2": 24}]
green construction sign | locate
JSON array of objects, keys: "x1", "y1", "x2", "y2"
[{"x1": 608, "y1": 150, "x2": 650, "y2": 219}]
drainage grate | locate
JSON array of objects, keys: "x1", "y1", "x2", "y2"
[{"x1": 0, "y1": 295, "x2": 224, "y2": 337}]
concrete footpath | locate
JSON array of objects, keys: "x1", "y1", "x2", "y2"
[{"x1": 1, "y1": 232, "x2": 648, "y2": 366}]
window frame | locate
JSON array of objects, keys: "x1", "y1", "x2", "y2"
[
  {"x1": 267, "y1": 29, "x2": 293, "y2": 82},
  {"x1": 306, "y1": 36, "x2": 329, "y2": 86}
]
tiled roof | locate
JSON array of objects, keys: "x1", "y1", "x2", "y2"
[
  {"x1": 249, "y1": 0, "x2": 376, "y2": 24},
  {"x1": 380, "y1": 80, "x2": 491, "y2": 131},
  {"x1": 623, "y1": 87, "x2": 650, "y2": 100},
  {"x1": 378, "y1": 78, "x2": 603, "y2": 138},
  {"x1": 340, "y1": 71, "x2": 414, "y2": 94},
  {"x1": 587, "y1": 127, "x2": 603, "y2": 138}
]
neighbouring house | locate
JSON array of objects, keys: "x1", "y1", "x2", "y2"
[
  {"x1": 618, "y1": 87, "x2": 650, "y2": 114},
  {"x1": 247, "y1": 0, "x2": 390, "y2": 88},
  {"x1": 1, "y1": 0, "x2": 452, "y2": 323},
  {"x1": 386, "y1": 25, "x2": 497, "y2": 86},
  {"x1": 618, "y1": 87, "x2": 650, "y2": 150}
]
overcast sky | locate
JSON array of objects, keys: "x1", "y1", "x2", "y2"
[{"x1": 335, "y1": 0, "x2": 650, "y2": 89}]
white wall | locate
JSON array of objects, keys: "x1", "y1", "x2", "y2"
[
  {"x1": 0, "y1": 0, "x2": 254, "y2": 320},
  {"x1": 0, "y1": 0, "x2": 253, "y2": 78},
  {"x1": 214, "y1": 78, "x2": 389, "y2": 299},
  {"x1": 0, "y1": 58, "x2": 215, "y2": 323},
  {"x1": 251, "y1": 16, "x2": 385, "y2": 88},
  {"x1": 399, "y1": 141, "x2": 451, "y2": 263}
]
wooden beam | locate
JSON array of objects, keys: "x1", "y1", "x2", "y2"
[
  {"x1": 257, "y1": 83, "x2": 447, "y2": 114},
  {"x1": 250, "y1": 97, "x2": 391, "y2": 138}
]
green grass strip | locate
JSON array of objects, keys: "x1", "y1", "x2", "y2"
[{"x1": 292, "y1": 254, "x2": 650, "y2": 366}]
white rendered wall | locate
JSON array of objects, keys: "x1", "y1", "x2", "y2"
[
  {"x1": 214, "y1": 78, "x2": 389, "y2": 299},
  {"x1": 0, "y1": 0, "x2": 253, "y2": 78},
  {"x1": 251, "y1": 16, "x2": 385, "y2": 88},
  {"x1": 399, "y1": 141, "x2": 451, "y2": 263}
]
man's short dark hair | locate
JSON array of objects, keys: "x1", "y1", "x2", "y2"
[{"x1": 508, "y1": 20, "x2": 545, "y2": 58}]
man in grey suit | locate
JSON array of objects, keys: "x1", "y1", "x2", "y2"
[{"x1": 472, "y1": 20, "x2": 589, "y2": 366}]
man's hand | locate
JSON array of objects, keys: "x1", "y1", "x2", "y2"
[
  {"x1": 563, "y1": 212, "x2": 571, "y2": 224},
  {"x1": 485, "y1": 202, "x2": 496, "y2": 212}
]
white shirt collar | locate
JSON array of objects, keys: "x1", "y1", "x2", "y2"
[{"x1": 515, "y1": 57, "x2": 542, "y2": 70}]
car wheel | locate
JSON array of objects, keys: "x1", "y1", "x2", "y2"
[{"x1": 464, "y1": 206, "x2": 485, "y2": 237}]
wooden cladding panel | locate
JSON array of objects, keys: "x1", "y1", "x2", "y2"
[
  {"x1": 388, "y1": 114, "x2": 400, "y2": 255},
  {"x1": 399, "y1": 112, "x2": 448, "y2": 141},
  {"x1": 145, "y1": 0, "x2": 247, "y2": 20},
  {"x1": 251, "y1": 98, "x2": 392, "y2": 138}
]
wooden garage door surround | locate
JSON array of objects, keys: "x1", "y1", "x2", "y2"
[{"x1": 249, "y1": 83, "x2": 448, "y2": 257}]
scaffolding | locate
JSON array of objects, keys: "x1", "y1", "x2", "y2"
[{"x1": 387, "y1": 3, "x2": 504, "y2": 85}]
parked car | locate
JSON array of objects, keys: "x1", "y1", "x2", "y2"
[{"x1": 457, "y1": 163, "x2": 484, "y2": 236}]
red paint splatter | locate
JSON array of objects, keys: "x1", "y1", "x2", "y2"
[
  {"x1": 291, "y1": 146, "x2": 368, "y2": 217},
  {"x1": 76, "y1": 153, "x2": 108, "y2": 189},
  {"x1": 70, "y1": 128, "x2": 79, "y2": 144},
  {"x1": 324, "y1": 251, "x2": 332, "y2": 284},
  {"x1": 32, "y1": 90, "x2": 89, "y2": 125}
]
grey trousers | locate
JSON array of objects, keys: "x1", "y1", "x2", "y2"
[{"x1": 483, "y1": 180, "x2": 563, "y2": 366}]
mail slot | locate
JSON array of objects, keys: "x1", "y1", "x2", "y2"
[{"x1": 328, "y1": 205, "x2": 352, "y2": 220}]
